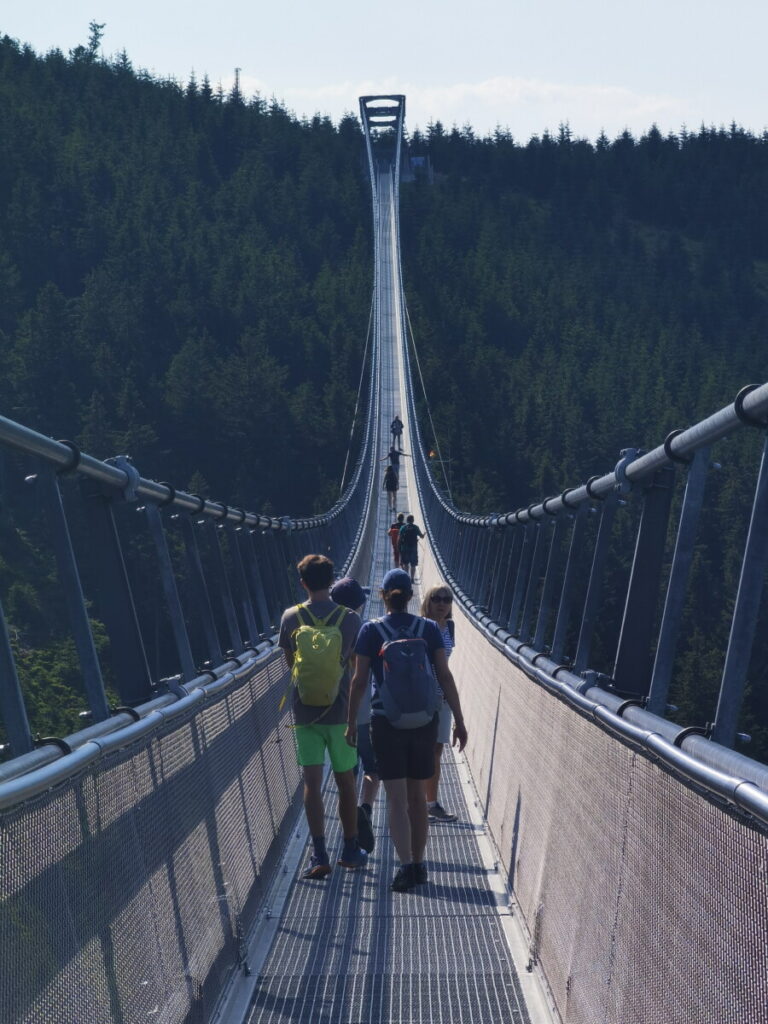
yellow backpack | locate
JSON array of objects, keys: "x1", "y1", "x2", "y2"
[{"x1": 290, "y1": 604, "x2": 348, "y2": 707}]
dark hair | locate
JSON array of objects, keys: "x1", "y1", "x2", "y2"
[
  {"x1": 397, "y1": 513, "x2": 405, "y2": 522},
  {"x1": 406, "y1": 514, "x2": 415, "y2": 523},
  {"x1": 297, "y1": 554, "x2": 334, "y2": 591},
  {"x1": 381, "y1": 586, "x2": 411, "y2": 612}
]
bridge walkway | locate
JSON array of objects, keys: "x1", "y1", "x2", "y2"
[
  {"x1": 237, "y1": 486, "x2": 535, "y2": 1024},
  {"x1": 218, "y1": 169, "x2": 546, "y2": 1024}
]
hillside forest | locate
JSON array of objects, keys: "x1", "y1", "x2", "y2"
[{"x1": 0, "y1": 29, "x2": 767, "y2": 757}]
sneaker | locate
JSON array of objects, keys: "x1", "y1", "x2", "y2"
[
  {"x1": 413, "y1": 863, "x2": 428, "y2": 884},
  {"x1": 391, "y1": 864, "x2": 417, "y2": 892},
  {"x1": 428, "y1": 803, "x2": 458, "y2": 822},
  {"x1": 357, "y1": 805, "x2": 375, "y2": 853},
  {"x1": 303, "y1": 855, "x2": 332, "y2": 880},
  {"x1": 338, "y1": 844, "x2": 368, "y2": 870}
]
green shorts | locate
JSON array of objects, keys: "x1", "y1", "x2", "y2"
[{"x1": 294, "y1": 723, "x2": 358, "y2": 773}]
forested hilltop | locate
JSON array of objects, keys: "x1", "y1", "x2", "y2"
[
  {"x1": 0, "y1": 31, "x2": 372, "y2": 743},
  {"x1": 402, "y1": 122, "x2": 768, "y2": 508},
  {"x1": 399, "y1": 123, "x2": 768, "y2": 757},
  {"x1": 1, "y1": 30, "x2": 767, "y2": 754},
  {"x1": 0, "y1": 30, "x2": 371, "y2": 515}
]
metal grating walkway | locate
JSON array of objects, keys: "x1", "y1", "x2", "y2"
[
  {"x1": 245, "y1": 754, "x2": 531, "y2": 1024},
  {"x1": 240, "y1": 173, "x2": 533, "y2": 1024}
]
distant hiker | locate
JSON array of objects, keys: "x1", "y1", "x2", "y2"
[
  {"x1": 279, "y1": 554, "x2": 367, "y2": 879},
  {"x1": 398, "y1": 514, "x2": 425, "y2": 582},
  {"x1": 421, "y1": 584, "x2": 458, "y2": 823},
  {"x1": 383, "y1": 464, "x2": 399, "y2": 512},
  {"x1": 330, "y1": 575, "x2": 377, "y2": 855},
  {"x1": 390, "y1": 415, "x2": 404, "y2": 450},
  {"x1": 347, "y1": 569, "x2": 468, "y2": 892},
  {"x1": 388, "y1": 513, "x2": 405, "y2": 567},
  {"x1": 380, "y1": 446, "x2": 410, "y2": 481}
]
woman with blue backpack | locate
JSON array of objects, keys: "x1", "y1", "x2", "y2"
[{"x1": 346, "y1": 569, "x2": 468, "y2": 892}]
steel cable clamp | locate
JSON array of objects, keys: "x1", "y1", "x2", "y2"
[{"x1": 105, "y1": 455, "x2": 141, "y2": 501}]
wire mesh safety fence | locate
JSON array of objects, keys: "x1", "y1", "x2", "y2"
[
  {"x1": 447, "y1": 618, "x2": 768, "y2": 1024},
  {"x1": 0, "y1": 326, "x2": 378, "y2": 765},
  {"x1": 0, "y1": 646, "x2": 301, "y2": 1024},
  {"x1": 405, "y1": 363, "x2": 768, "y2": 771}
]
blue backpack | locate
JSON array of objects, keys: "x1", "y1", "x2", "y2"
[{"x1": 374, "y1": 616, "x2": 440, "y2": 729}]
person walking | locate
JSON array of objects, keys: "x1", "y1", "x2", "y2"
[
  {"x1": 380, "y1": 446, "x2": 410, "y2": 481},
  {"x1": 398, "y1": 514, "x2": 425, "y2": 582},
  {"x1": 279, "y1": 554, "x2": 368, "y2": 879},
  {"x1": 390, "y1": 414, "x2": 404, "y2": 450},
  {"x1": 421, "y1": 584, "x2": 458, "y2": 822},
  {"x1": 383, "y1": 464, "x2": 399, "y2": 513},
  {"x1": 387, "y1": 513, "x2": 405, "y2": 567},
  {"x1": 347, "y1": 569, "x2": 468, "y2": 892},
  {"x1": 330, "y1": 575, "x2": 377, "y2": 855}
]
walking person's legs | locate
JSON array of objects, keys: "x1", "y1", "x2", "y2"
[
  {"x1": 382, "y1": 778, "x2": 412, "y2": 863},
  {"x1": 426, "y1": 703, "x2": 457, "y2": 821},
  {"x1": 300, "y1": 725, "x2": 367, "y2": 877},
  {"x1": 301, "y1": 762, "x2": 332, "y2": 878},
  {"x1": 406, "y1": 777, "x2": 429, "y2": 864},
  {"x1": 356, "y1": 723, "x2": 379, "y2": 853},
  {"x1": 373, "y1": 714, "x2": 436, "y2": 891},
  {"x1": 335, "y1": 768, "x2": 359, "y2": 840},
  {"x1": 303, "y1": 763, "x2": 325, "y2": 836},
  {"x1": 328, "y1": 725, "x2": 368, "y2": 869}
]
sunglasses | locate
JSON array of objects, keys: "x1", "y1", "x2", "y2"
[{"x1": 431, "y1": 594, "x2": 452, "y2": 602}]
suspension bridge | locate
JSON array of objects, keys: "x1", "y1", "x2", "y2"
[{"x1": 1, "y1": 94, "x2": 768, "y2": 1024}]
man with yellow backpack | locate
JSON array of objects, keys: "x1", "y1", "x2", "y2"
[{"x1": 278, "y1": 554, "x2": 368, "y2": 878}]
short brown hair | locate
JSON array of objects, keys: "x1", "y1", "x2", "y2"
[{"x1": 297, "y1": 554, "x2": 334, "y2": 592}]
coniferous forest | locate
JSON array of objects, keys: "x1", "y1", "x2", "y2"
[{"x1": 1, "y1": 31, "x2": 767, "y2": 756}]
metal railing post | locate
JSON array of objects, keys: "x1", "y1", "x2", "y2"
[
  {"x1": 224, "y1": 522, "x2": 259, "y2": 646},
  {"x1": 38, "y1": 466, "x2": 110, "y2": 721},
  {"x1": 507, "y1": 523, "x2": 535, "y2": 637},
  {"x1": 499, "y1": 526, "x2": 523, "y2": 629},
  {"x1": 0, "y1": 601, "x2": 34, "y2": 755},
  {"x1": 178, "y1": 513, "x2": 223, "y2": 667},
  {"x1": 145, "y1": 503, "x2": 196, "y2": 682},
  {"x1": 573, "y1": 493, "x2": 618, "y2": 674},
  {"x1": 713, "y1": 432, "x2": 768, "y2": 746},
  {"x1": 467, "y1": 527, "x2": 485, "y2": 598},
  {"x1": 78, "y1": 477, "x2": 153, "y2": 704},
  {"x1": 488, "y1": 527, "x2": 514, "y2": 622},
  {"x1": 646, "y1": 449, "x2": 709, "y2": 715},
  {"x1": 613, "y1": 465, "x2": 676, "y2": 697},
  {"x1": 204, "y1": 519, "x2": 243, "y2": 655},
  {"x1": 550, "y1": 503, "x2": 588, "y2": 663},
  {"x1": 242, "y1": 530, "x2": 271, "y2": 637},
  {"x1": 533, "y1": 515, "x2": 567, "y2": 653},
  {"x1": 519, "y1": 521, "x2": 548, "y2": 642}
]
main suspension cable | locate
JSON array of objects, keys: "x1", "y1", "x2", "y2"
[
  {"x1": 403, "y1": 297, "x2": 453, "y2": 502},
  {"x1": 339, "y1": 294, "x2": 375, "y2": 496}
]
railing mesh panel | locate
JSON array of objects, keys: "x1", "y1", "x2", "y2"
[
  {"x1": 450, "y1": 614, "x2": 768, "y2": 1024},
  {"x1": 0, "y1": 650, "x2": 300, "y2": 1024}
]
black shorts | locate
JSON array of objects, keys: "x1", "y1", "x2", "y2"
[
  {"x1": 400, "y1": 546, "x2": 418, "y2": 566},
  {"x1": 370, "y1": 713, "x2": 438, "y2": 781}
]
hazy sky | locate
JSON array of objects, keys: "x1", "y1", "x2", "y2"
[{"x1": 3, "y1": 0, "x2": 767, "y2": 141}]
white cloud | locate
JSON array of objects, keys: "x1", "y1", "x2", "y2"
[{"x1": 230, "y1": 73, "x2": 686, "y2": 141}]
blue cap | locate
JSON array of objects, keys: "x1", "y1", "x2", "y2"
[
  {"x1": 382, "y1": 568, "x2": 413, "y2": 592},
  {"x1": 330, "y1": 576, "x2": 366, "y2": 610}
]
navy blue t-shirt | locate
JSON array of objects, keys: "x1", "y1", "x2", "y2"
[{"x1": 354, "y1": 612, "x2": 444, "y2": 717}]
